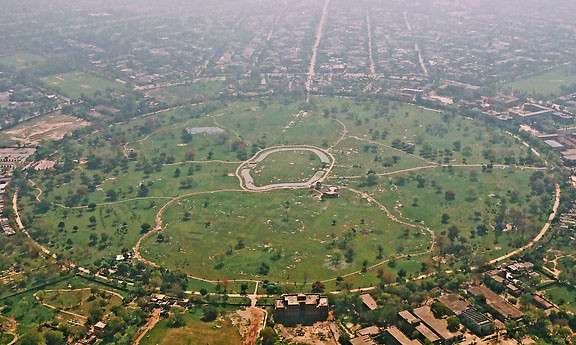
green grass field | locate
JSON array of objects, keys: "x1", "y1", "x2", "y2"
[
  {"x1": 36, "y1": 288, "x2": 123, "y2": 318},
  {"x1": 41, "y1": 71, "x2": 125, "y2": 98},
  {"x1": 141, "y1": 308, "x2": 242, "y2": 345},
  {"x1": 22, "y1": 96, "x2": 553, "y2": 286},
  {"x1": 149, "y1": 79, "x2": 227, "y2": 105},
  {"x1": 140, "y1": 189, "x2": 429, "y2": 281},
  {"x1": 544, "y1": 285, "x2": 576, "y2": 313},
  {"x1": 505, "y1": 67, "x2": 576, "y2": 97},
  {"x1": 0, "y1": 53, "x2": 45, "y2": 70},
  {"x1": 252, "y1": 150, "x2": 325, "y2": 186}
]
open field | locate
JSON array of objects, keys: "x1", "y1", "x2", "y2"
[
  {"x1": 251, "y1": 149, "x2": 325, "y2": 186},
  {"x1": 41, "y1": 71, "x2": 125, "y2": 98},
  {"x1": 148, "y1": 79, "x2": 227, "y2": 105},
  {"x1": 140, "y1": 308, "x2": 242, "y2": 345},
  {"x1": 20, "y1": 96, "x2": 553, "y2": 286},
  {"x1": 544, "y1": 285, "x2": 576, "y2": 313},
  {"x1": 367, "y1": 167, "x2": 554, "y2": 261},
  {"x1": 35, "y1": 287, "x2": 123, "y2": 319},
  {"x1": 504, "y1": 67, "x2": 576, "y2": 97},
  {"x1": 2, "y1": 112, "x2": 90, "y2": 144},
  {"x1": 140, "y1": 189, "x2": 429, "y2": 281},
  {"x1": 0, "y1": 53, "x2": 45, "y2": 70}
]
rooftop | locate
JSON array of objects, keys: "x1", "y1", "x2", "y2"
[
  {"x1": 468, "y1": 285, "x2": 523, "y2": 319},
  {"x1": 360, "y1": 293, "x2": 378, "y2": 311},
  {"x1": 437, "y1": 294, "x2": 471, "y2": 315},
  {"x1": 413, "y1": 305, "x2": 463, "y2": 341},
  {"x1": 386, "y1": 326, "x2": 422, "y2": 345}
]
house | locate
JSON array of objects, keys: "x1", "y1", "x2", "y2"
[
  {"x1": 322, "y1": 186, "x2": 340, "y2": 199},
  {"x1": 460, "y1": 307, "x2": 495, "y2": 336},
  {"x1": 437, "y1": 294, "x2": 470, "y2": 315},
  {"x1": 93, "y1": 321, "x2": 107, "y2": 337},
  {"x1": 273, "y1": 294, "x2": 329, "y2": 325},
  {"x1": 532, "y1": 294, "x2": 556, "y2": 311},
  {"x1": 360, "y1": 293, "x2": 378, "y2": 311},
  {"x1": 413, "y1": 306, "x2": 463, "y2": 344},
  {"x1": 467, "y1": 285, "x2": 523, "y2": 320},
  {"x1": 350, "y1": 335, "x2": 378, "y2": 345},
  {"x1": 383, "y1": 326, "x2": 423, "y2": 345}
]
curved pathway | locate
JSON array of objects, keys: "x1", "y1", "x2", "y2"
[
  {"x1": 235, "y1": 145, "x2": 335, "y2": 192},
  {"x1": 488, "y1": 182, "x2": 561, "y2": 265}
]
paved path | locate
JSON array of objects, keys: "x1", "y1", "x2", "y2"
[
  {"x1": 235, "y1": 145, "x2": 335, "y2": 192},
  {"x1": 305, "y1": 0, "x2": 331, "y2": 101},
  {"x1": 366, "y1": 13, "x2": 376, "y2": 76}
]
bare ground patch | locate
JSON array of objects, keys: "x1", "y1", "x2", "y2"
[{"x1": 4, "y1": 113, "x2": 90, "y2": 144}]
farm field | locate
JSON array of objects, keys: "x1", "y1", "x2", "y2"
[
  {"x1": 505, "y1": 67, "x2": 576, "y2": 97},
  {"x1": 41, "y1": 71, "x2": 126, "y2": 98},
  {"x1": 21, "y1": 96, "x2": 555, "y2": 286},
  {"x1": 141, "y1": 308, "x2": 242, "y2": 345}
]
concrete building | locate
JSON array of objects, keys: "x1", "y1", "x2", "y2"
[
  {"x1": 273, "y1": 294, "x2": 329, "y2": 325},
  {"x1": 460, "y1": 307, "x2": 495, "y2": 336}
]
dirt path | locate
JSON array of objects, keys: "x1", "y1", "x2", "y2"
[
  {"x1": 489, "y1": 182, "x2": 561, "y2": 265},
  {"x1": 132, "y1": 308, "x2": 162, "y2": 345},
  {"x1": 331, "y1": 163, "x2": 547, "y2": 180},
  {"x1": 235, "y1": 307, "x2": 266, "y2": 345},
  {"x1": 132, "y1": 189, "x2": 260, "y2": 284},
  {"x1": 320, "y1": 186, "x2": 436, "y2": 283},
  {"x1": 328, "y1": 118, "x2": 348, "y2": 151},
  {"x1": 12, "y1": 191, "x2": 52, "y2": 256},
  {"x1": 348, "y1": 135, "x2": 438, "y2": 165}
]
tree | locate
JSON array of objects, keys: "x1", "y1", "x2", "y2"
[
  {"x1": 441, "y1": 213, "x2": 450, "y2": 224},
  {"x1": 140, "y1": 223, "x2": 152, "y2": 234},
  {"x1": 257, "y1": 262, "x2": 270, "y2": 275},
  {"x1": 88, "y1": 304, "x2": 104, "y2": 324},
  {"x1": 44, "y1": 330, "x2": 66, "y2": 345},
  {"x1": 169, "y1": 312, "x2": 186, "y2": 328},
  {"x1": 447, "y1": 316, "x2": 460, "y2": 332},
  {"x1": 18, "y1": 331, "x2": 43, "y2": 345},
  {"x1": 311, "y1": 281, "x2": 325, "y2": 293},
  {"x1": 201, "y1": 306, "x2": 218, "y2": 322},
  {"x1": 138, "y1": 183, "x2": 149, "y2": 197},
  {"x1": 448, "y1": 225, "x2": 460, "y2": 241},
  {"x1": 261, "y1": 327, "x2": 277, "y2": 345},
  {"x1": 445, "y1": 191, "x2": 456, "y2": 201}
]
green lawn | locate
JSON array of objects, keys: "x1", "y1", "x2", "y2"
[
  {"x1": 41, "y1": 71, "x2": 125, "y2": 98},
  {"x1": 141, "y1": 189, "x2": 429, "y2": 282},
  {"x1": 141, "y1": 308, "x2": 242, "y2": 345},
  {"x1": 252, "y1": 150, "x2": 325, "y2": 186},
  {"x1": 150, "y1": 79, "x2": 227, "y2": 105},
  {"x1": 505, "y1": 67, "x2": 576, "y2": 97},
  {"x1": 544, "y1": 285, "x2": 576, "y2": 313},
  {"x1": 36, "y1": 288, "x2": 123, "y2": 318},
  {"x1": 22, "y1": 96, "x2": 552, "y2": 286},
  {"x1": 364, "y1": 167, "x2": 554, "y2": 260},
  {"x1": 0, "y1": 53, "x2": 45, "y2": 70}
]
